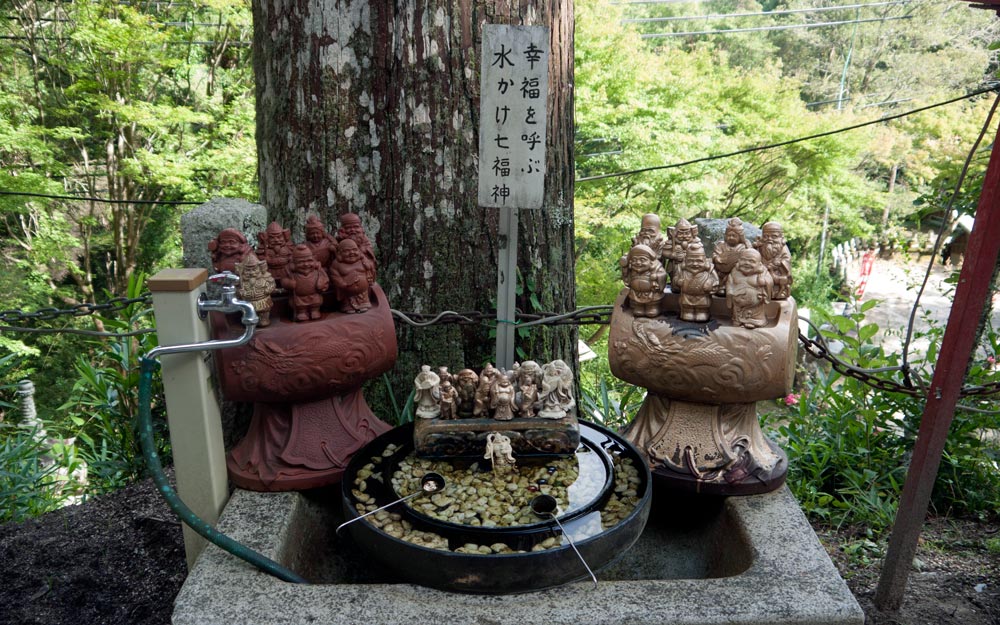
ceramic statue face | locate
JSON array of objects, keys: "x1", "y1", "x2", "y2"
[
  {"x1": 675, "y1": 228, "x2": 693, "y2": 243},
  {"x1": 219, "y1": 233, "x2": 242, "y2": 255},
  {"x1": 306, "y1": 227, "x2": 325, "y2": 243},
  {"x1": 685, "y1": 256, "x2": 707, "y2": 272},
  {"x1": 268, "y1": 231, "x2": 286, "y2": 247},
  {"x1": 245, "y1": 261, "x2": 264, "y2": 278},
  {"x1": 629, "y1": 254, "x2": 651, "y2": 273},
  {"x1": 341, "y1": 217, "x2": 363, "y2": 237},
  {"x1": 759, "y1": 225, "x2": 785, "y2": 251},
  {"x1": 737, "y1": 251, "x2": 762, "y2": 274},
  {"x1": 724, "y1": 230, "x2": 742, "y2": 247},
  {"x1": 338, "y1": 240, "x2": 361, "y2": 263},
  {"x1": 296, "y1": 256, "x2": 318, "y2": 272}
]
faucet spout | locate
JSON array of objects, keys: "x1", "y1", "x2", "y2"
[{"x1": 148, "y1": 271, "x2": 259, "y2": 362}]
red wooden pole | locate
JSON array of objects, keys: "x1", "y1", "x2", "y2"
[{"x1": 874, "y1": 115, "x2": 1000, "y2": 610}]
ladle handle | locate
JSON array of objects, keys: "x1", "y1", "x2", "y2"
[
  {"x1": 549, "y1": 515, "x2": 598, "y2": 588},
  {"x1": 336, "y1": 491, "x2": 422, "y2": 536}
]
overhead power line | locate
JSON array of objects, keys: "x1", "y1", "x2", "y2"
[
  {"x1": 0, "y1": 35, "x2": 250, "y2": 45},
  {"x1": 6, "y1": 89, "x2": 993, "y2": 198},
  {"x1": 622, "y1": 1, "x2": 910, "y2": 24},
  {"x1": 0, "y1": 190, "x2": 201, "y2": 205},
  {"x1": 641, "y1": 14, "x2": 912, "y2": 37},
  {"x1": 612, "y1": 0, "x2": 708, "y2": 5},
  {"x1": 576, "y1": 85, "x2": 998, "y2": 183}
]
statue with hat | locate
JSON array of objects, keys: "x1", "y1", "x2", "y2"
[
  {"x1": 234, "y1": 251, "x2": 276, "y2": 327},
  {"x1": 622, "y1": 244, "x2": 667, "y2": 318},
  {"x1": 712, "y1": 217, "x2": 748, "y2": 295},
  {"x1": 633, "y1": 213, "x2": 668, "y2": 259},
  {"x1": 303, "y1": 214, "x2": 337, "y2": 274},
  {"x1": 282, "y1": 244, "x2": 329, "y2": 321},
  {"x1": 336, "y1": 213, "x2": 377, "y2": 276},
  {"x1": 673, "y1": 241, "x2": 718, "y2": 322},
  {"x1": 329, "y1": 239, "x2": 373, "y2": 313},
  {"x1": 620, "y1": 213, "x2": 668, "y2": 282},
  {"x1": 754, "y1": 222, "x2": 793, "y2": 300},
  {"x1": 208, "y1": 228, "x2": 252, "y2": 273},
  {"x1": 258, "y1": 221, "x2": 294, "y2": 284},
  {"x1": 664, "y1": 217, "x2": 698, "y2": 291},
  {"x1": 727, "y1": 249, "x2": 773, "y2": 329}
]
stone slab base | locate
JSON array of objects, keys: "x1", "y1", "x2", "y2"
[{"x1": 173, "y1": 484, "x2": 864, "y2": 625}]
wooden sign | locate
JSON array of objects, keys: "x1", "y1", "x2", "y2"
[{"x1": 478, "y1": 25, "x2": 549, "y2": 209}]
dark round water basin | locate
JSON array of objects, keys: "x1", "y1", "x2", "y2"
[{"x1": 340, "y1": 421, "x2": 651, "y2": 594}]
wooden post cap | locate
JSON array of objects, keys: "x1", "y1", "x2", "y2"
[{"x1": 148, "y1": 268, "x2": 209, "y2": 292}]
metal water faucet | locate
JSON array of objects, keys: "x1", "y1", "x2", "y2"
[
  {"x1": 198, "y1": 271, "x2": 259, "y2": 327},
  {"x1": 145, "y1": 271, "x2": 259, "y2": 362}
]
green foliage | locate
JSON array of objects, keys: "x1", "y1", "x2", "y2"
[
  {"x1": 381, "y1": 372, "x2": 415, "y2": 427},
  {"x1": 58, "y1": 273, "x2": 169, "y2": 492},
  {"x1": 0, "y1": 354, "x2": 86, "y2": 522},
  {"x1": 986, "y1": 537, "x2": 1000, "y2": 554},
  {"x1": 579, "y1": 373, "x2": 641, "y2": 431},
  {"x1": 0, "y1": 1, "x2": 255, "y2": 487},
  {"x1": 0, "y1": 425, "x2": 62, "y2": 523},
  {"x1": 762, "y1": 302, "x2": 1000, "y2": 533},
  {"x1": 789, "y1": 257, "x2": 842, "y2": 315},
  {"x1": 0, "y1": 0, "x2": 256, "y2": 297}
]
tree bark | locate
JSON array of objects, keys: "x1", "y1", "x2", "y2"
[{"x1": 253, "y1": 0, "x2": 576, "y2": 407}]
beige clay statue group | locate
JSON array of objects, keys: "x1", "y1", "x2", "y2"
[
  {"x1": 619, "y1": 215, "x2": 792, "y2": 327},
  {"x1": 610, "y1": 214, "x2": 798, "y2": 495}
]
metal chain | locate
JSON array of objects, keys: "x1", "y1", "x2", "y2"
[
  {"x1": 390, "y1": 306, "x2": 613, "y2": 328},
  {"x1": 0, "y1": 294, "x2": 152, "y2": 324},
  {"x1": 798, "y1": 332, "x2": 924, "y2": 397},
  {"x1": 798, "y1": 331, "x2": 1000, "y2": 399},
  {"x1": 2, "y1": 293, "x2": 997, "y2": 398}
]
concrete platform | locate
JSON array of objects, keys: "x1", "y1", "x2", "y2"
[{"x1": 173, "y1": 484, "x2": 863, "y2": 625}]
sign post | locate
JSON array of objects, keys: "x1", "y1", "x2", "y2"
[{"x1": 478, "y1": 24, "x2": 549, "y2": 371}]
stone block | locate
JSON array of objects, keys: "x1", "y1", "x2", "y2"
[{"x1": 181, "y1": 198, "x2": 268, "y2": 271}]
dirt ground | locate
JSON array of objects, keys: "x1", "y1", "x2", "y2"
[
  {"x1": 0, "y1": 473, "x2": 186, "y2": 625},
  {"x1": 818, "y1": 519, "x2": 1000, "y2": 625},
  {"x1": 0, "y1": 471, "x2": 996, "y2": 625}
]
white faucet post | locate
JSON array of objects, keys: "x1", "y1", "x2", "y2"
[{"x1": 148, "y1": 268, "x2": 230, "y2": 568}]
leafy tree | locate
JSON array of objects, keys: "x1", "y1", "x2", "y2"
[
  {"x1": 574, "y1": 0, "x2": 878, "y2": 308},
  {"x1": 0, "y1": 0, "x2": 256, "y2": 298},
  {"x1": 0, "y1": 0, "x2": 257, "y2": 421}
]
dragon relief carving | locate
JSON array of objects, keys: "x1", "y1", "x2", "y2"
[
  {"x1": 623, "y1": 317, "x2": 775, "y2": 395},
  {"x1": 232, "y1": 325, "x2": 387, "y2": 397}
]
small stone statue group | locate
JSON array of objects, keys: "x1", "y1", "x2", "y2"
[
  {"x1": 207, "y1": 213, "x2": 377, "y2": 325},
  {"x1": 413, "y1": 360, "x2": 576, "y2": 421},
  {"x1": 619, "y1": 215, "x2": 792, "y2": 328}
]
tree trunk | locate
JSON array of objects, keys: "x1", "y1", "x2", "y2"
[
  {"x1": 881, "y1": 162, "x2": 898, "y2": 226},
  {"x1": 253, "y1": 0, "x2": 576, "y2": 408}
]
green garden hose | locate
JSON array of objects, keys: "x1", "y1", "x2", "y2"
[{"x1": 137, "y1": 356, "x2": 307, "y2": 584}]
